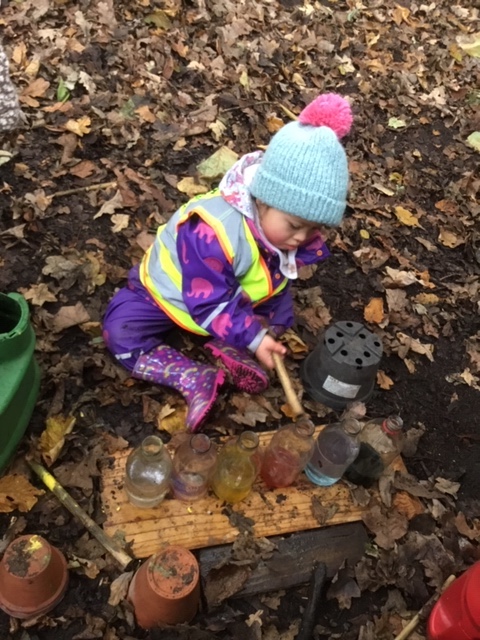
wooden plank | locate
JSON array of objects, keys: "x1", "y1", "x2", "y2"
[
  {"x1": 199, "y1": 522, "x2": 369, "y2": 597},
  {"x1": 100, "y1": 427, "x2": 411, "y2": 558}
]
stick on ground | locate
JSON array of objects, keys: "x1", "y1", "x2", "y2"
[
  {"x1": 28, "y1": 459, "x2": 133, "y2": 571},
  {"x1": 393, "y1": 574, "x2": 456, "y2": 640}
]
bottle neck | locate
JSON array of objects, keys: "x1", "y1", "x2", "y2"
[
  {"x1": 141, "y1": 435, "x2": 164, "y2": 457},
  {"x1": 294, "y1": 421, "x2": 315, "y2": 439},
  {"x1": 382, "y1": 416, "x2": 403, "y2": 437},
  {"x1": 190, "y1": 433, "x2": 211, "y2": 455},
  {"x1": 237, "y1": 431, "x2": 259, "y2": 453},
  {"x1": 342, "y1": 418, "x2": 362, "y2": 436}
]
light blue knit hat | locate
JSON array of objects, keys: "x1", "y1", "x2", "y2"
[{"x1": 250, "y1": 93, "x2": 353, "y2": 226}]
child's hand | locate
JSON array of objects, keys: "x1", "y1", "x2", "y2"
[{"x1": 255, "y1": 335, "x2": 287, "y2": 369}]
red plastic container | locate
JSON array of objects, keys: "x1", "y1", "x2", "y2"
[{"x1": 427, "y1": 562, "x2": 480, "y2": 640}]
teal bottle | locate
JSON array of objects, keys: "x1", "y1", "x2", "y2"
[{"x1": 0, "y1": 293, "x2": 41, "y2": 473}]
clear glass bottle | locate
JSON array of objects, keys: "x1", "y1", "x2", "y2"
[
  {"x1": 171, "y1": 433, "x2": 217, "y2": 501},
  {"x1": 305, "y1": 418, "x2": 362, "y2": 487},
  {"x1": 124, "y1": 435, "x2": 172, "y2": 508},
  {"x1": 210, "y1": 431, "x2": 260, "y2": 504},
  {"x1": 345, "y1": 415, "x2": 404, "y2": 487},
  {"x1": 260, "y1": 421, "x2": 315, "y2": 489}
]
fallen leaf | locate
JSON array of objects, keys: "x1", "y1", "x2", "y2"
[
  {"x1": 144, "y1": 9, "x2": 172, "y2": 29},
  {"x1": 157, "y1": 405, "x2": 187, "y2": 434},
  {"x1": 94, "y1": 190, "x2": 125, "y2": 219},
  {"x1": 197, "y1": 146, "x2": 239, "y2": 180},
  {"x1": 135, "y1": 105, "x2": 156, "y2": 123},
  {"x1": 64, "y1": 116, "x2": 92, "y2": 136},
  {"x1": 377, "y1": 370, "x2": 394, "y2": 390},
  {"x1": 388, "y1": 117, "x2": 407, "y2": 129},
  {"x1": 392, "y1": 492, "x2": 424, "y2": 520},
  {"x1": 434, "y1": 477, "x2": 461, "y2": 497},
  {"x1": 364, "y1": 297, "x2": 385, "y2": 324},
  {"x1": 0, "y1": 475, "x2": 44, "y2": 513},
  {"x1": 467, "y1": 131, "x2": 480, "y2": 151},
  {"x1": 19, "y1": 283, "x2": 57, "y2": 306},
  {"x1": 108, "y1": 571, "x2": 134, "y2": 606},
  {"x1": 394, "y1": 206, "x2": 420, "y2": 227},
  {"x1": 311, "y1": 495, "x2": 338, "y2": 524},
  {"x1": 246, "y1": 610, "x2": 264, "y2": 627},
  {"x1": 111, "y1": 213, "x2": 130, "y2": 232},
  {"x1": 209, "y1": 119, "x2": 227, "y2": 142},
  {"x1": 39, "y1": 414, "x2": 76, "y2": 465},
  {"x1": 176, "y1": 177, "x2": 209, "y2": 197},
  {"x1": 454, "y1": 512, "x2": 480, "y2": 541},
  {"x1": 266, "y1": 115, "x2": 284, "y2": 133},
  {"x1": 397, "y1": 332, "x2": 434, "y2": 362},
  {"x1": 362, "y1": 503, "x2": 409, "y2": 549},
  {"x1": 283, "y1": 329, "x2": 308, "y2": 355},
  {"x1": 69, "y1": 160, "x2": 97, "y2": 178},
  {"x1": 457, "y1": 32, "x2": 480, "y2": 57},
  {"x1": 438, "y1": 227, "x2": 465, "y2": 248},
  {"x1": 19, "y1": 77, "x2": 50, "y2": 107},
  {"x1": 52, "y1": 302, "x2": 91, "y2": 332}
]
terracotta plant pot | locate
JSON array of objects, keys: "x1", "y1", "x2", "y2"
[
  {"x1": 128, "y1": 546, "x2": 200, "y2": 628},
  {"x1": 0, "y1": 534, "x2": 69, "y2": 619}
]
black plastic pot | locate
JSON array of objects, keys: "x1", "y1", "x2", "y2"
[{"x1": 300, "y1": 321, "x2": 383, "y2": 410}]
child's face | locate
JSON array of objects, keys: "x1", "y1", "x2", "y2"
[{"x1": 257, "y1": 203, "x2": 321, "y2": 251}]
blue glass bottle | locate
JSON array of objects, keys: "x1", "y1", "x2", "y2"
[{"x1": 305, "y1": 418, "x2": 361, "y2": 486}]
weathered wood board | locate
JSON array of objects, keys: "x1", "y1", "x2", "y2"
[
  {"x1": 199, "y1": 522, "x2": 369, "y2": 597},
  {"x1": 100, "y1": 427, "x2": 410, "y2": 558}
]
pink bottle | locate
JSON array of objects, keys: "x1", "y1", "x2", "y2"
[{"x1": 427, "y1": 562, "x2": 480, "y2": 640}]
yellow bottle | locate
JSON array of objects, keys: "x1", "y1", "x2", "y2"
[{"x1": 210, "y1": 431, "x2": 260, "y2": 504}]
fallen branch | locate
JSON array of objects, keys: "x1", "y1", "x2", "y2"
[
  {"x1": 393, "y1": 574, "x2": 456, "y2": 640},
  {"x1": 51, "y1": 180, "x2": 117, "y2": 198},
  {"x1": 27, "y1": 459, "x2": 133, "y2": 571}
]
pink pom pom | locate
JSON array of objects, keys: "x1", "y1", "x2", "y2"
[{"x1": 298, "y1": 93, "x2": 353, "y2": 139}]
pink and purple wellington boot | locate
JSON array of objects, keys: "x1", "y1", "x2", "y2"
[
  {"x1": 205, "y1": 340, "x2": 269, "y2": 394},
  {"x1": 132, "y1": 345, "x2": 225, "y2": 432}
]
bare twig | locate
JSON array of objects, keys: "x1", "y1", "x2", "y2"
[
  {"x1": 278, "y1": 103, "x2": 298, "y2": 121},
  {"x1": 51, "y1": 180, "x2": 117, "y2": 198},
  {"x1": 27, "y1": 459, "x2": 133, "y2": 571},
  {"x1": 393, "y1": 574, "x2": 456, "y2": 640}
]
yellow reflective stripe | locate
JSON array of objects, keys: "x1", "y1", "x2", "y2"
[
  {"x1": 241, "y1": 218, "x2": 288, "y2": 301},
  {"x1": 158, "y1": 236, "x2": 182, "y2": 290},
  {"x1": 140, "y1": 248, "x2": 208, "y2": 335},
  {"x1": 177, "y1": 205, "x2": 235, "y2": 264},
  {"x1": 152, "y1": 296, "x2": 208, "y2": 335}
]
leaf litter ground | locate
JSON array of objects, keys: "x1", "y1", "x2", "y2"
[{"x1": 0, "y1": 0, "x2": 479, "y2": 638}]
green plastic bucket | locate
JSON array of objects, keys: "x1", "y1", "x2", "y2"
[{"x1": 0, "y1": 292, "x2": 41, "y2": 474}]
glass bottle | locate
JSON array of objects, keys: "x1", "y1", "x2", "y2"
[
  {"x1": 210, "y1": 431, "x2": 260, "y2": 504},
  {"x1": 305, "y1": 418, "x2": 362, "y2": 487},
  {"x1": 260, "y1": 421, "x2": 315, "y2": 489},
  {"x1": 124, "y1": 435, "x2": 173, "y2": 508},
  {"x1": 171, "y1": 433, "x2": 217, "y2": 501},
  {"x1": 344, "y1": 415, "x2": 404, "y2": 487}
]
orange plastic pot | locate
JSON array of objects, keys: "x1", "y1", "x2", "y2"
[
  {"x1": 0, "y1": 534, "x2": 68, "y2": 619},
  {"x1": 128, "y1": 546, "x2": 200, "y2": 628}
]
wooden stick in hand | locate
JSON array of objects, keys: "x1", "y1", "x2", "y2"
[{"x1": 272, "y1": 352, "x2": 304, "y2": 418}]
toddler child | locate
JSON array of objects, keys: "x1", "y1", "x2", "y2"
[{"x1": 103, "y1": 93, "x2": 353, "y2": 432}]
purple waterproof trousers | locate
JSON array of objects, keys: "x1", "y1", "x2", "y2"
[{"x1": 103, "y1": 265, "x2": 176, "y2": 371}]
